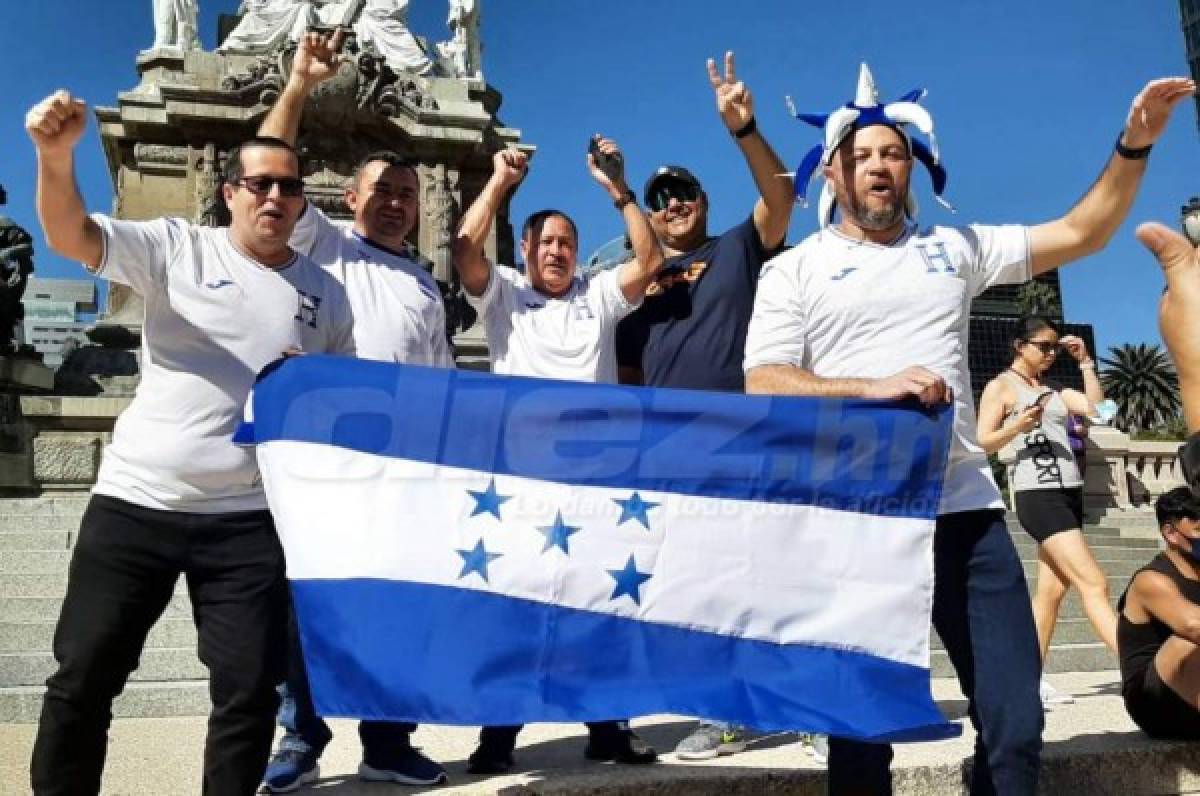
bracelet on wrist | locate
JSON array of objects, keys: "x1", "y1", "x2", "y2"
[
  {"x1": 1114, "y1": 132, "x2": 1152, "y2": 160},
  {"x1": 1079, "y1": 360, "x2": 1096, "y2": 369},
  {"x1": 613, "y1": 189, "x2": 637, "y2": 211},
  {"x1": 733, "y1": 117, "x2": 758, "y2": 139}
]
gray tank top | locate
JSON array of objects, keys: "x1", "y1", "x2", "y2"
[{"x1": 1005, "y1": 374, "x2": 1083, "y2": 491}]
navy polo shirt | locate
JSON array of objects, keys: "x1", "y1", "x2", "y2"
[{"x1": 616, "y1": 218, "x2": 780, "y2": 392}]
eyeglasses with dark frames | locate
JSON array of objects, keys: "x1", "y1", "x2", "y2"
[
  {"x1": 232, "y1": 175, "x2": 306, "y2": 198},
  {"x1": 1024, "y1": 340, "x2": 1061, "y2": 354}
]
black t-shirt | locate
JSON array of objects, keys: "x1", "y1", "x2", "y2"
[{"x1": 616, "y1": 218, "x2": 779, "y2": 391}]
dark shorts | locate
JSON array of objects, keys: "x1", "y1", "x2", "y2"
[
  {"x1": 1015, "y1": 487, "x2": 1083, "y2": 543},
  {"x1": 1124, "y1": 661, "x2": 1200, "y2": 740}
]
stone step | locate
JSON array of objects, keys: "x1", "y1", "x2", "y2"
[
  {"x1": 0, "y1": 573, "x2": 188, "y2": 599},
  {"x1": 932, "y1": 641, "x2": 1114, "y2": 677},
  {"x1": 1021, "y1": 558, "x2": 1141, "y2": 579},
  {"x1": 1012, "y1": 543, "x2": 1161, "y2": 562},
  {"x1": 0, "y1": 497, "x2": 91, "y2": 517},
  {"x1": 933, "y1": 617, "x2": 1099, "y2": 651},
  {"x1": 0, "y1": 680, "x2": 210, "y2": 723},
  {"x1": 0, "y1": 594, "x2": 193, "y2": 622},
  {"x1": 0, "y1": 647, "x2": 206, "y2": 688},
  {"x1": 0, "y1": 550, "x2": 73, "y2": 575},
  {"x1": 0, "y1": 617, "x2": 197, "y2": 654},
  {"x1": 0, "y1": 513, "x2": 84, "y2": 533},
  {"x1": 0, "y1": 531, "x2": 73, "y2": 550}
]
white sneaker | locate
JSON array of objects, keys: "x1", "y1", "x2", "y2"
[
  {"x1": 804, "y1": 733, "x2": 829, "y2": 765},
  {"x1": 1039, "y1": 678, "x2": 1074, "y2": 706}
]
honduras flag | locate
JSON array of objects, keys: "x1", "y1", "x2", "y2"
[{"x1": 236, "y1": 355, "x2": 958, "y2": 742}]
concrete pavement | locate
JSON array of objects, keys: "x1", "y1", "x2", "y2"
[{"x1": 4, "y1": 671, "x2": 1200, "y2": 795}]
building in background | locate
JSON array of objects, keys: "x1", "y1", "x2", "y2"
[
  {"x1": 1181, "y1": 0, "x2": 1200, "y2": 131},
  {"x1": 19, "y1": 278, "x2": 97, "y2": 367}
]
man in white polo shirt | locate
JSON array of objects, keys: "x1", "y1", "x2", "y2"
[
  {"x1": 25, "y1": 91, "x2": 355, "y2": 796},
  {"x1": 744, "y1": 68, "x2": 1193, "y2": 795},
  {"x1": 450, "y1": 139, "x2": 666, "y2": 772},
  {"x1": 252, "y1": 29, "x2": 453, "y2": 791}
]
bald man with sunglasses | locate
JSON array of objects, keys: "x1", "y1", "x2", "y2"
[{"x1": 24, "y1": 91, "x2": 355, "y2": 796}]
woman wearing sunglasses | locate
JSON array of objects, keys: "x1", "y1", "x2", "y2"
[{"x1": 977, "y1": 315, "x2": 1114, "y2": 707}]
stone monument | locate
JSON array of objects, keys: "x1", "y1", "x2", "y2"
[
  {"x1": 90, "y1": 0, "x2": 520, "y2": 369},
  {"x1": 7, "y1": 1, "x2": 523, "y2": 493},
  {"x1": 0, "y1": 186, "x2": 54, "y2": 488}
]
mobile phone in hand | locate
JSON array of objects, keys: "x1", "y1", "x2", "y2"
[{"x1": 588, "y1": 136, "x2": 623, "y2": 183}]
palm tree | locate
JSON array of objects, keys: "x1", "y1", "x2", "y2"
[{"x1": 1099, "y1": 343, "x2": 1181, "y2": 434}]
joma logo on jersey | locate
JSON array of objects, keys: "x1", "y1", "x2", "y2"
[
  {"x1": 294, "y1": 291, "x2": 322, "y2": 329},
  {"x1": 916, "y1": 242, "x2": 956, "y2": 274}
]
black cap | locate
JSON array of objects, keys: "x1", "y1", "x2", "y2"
[{"x1": 643, "y1": 165, "x2": 702, "y2": 206}]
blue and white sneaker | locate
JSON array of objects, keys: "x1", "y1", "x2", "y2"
[
  {"x1": 359, "y1": 746, "x2": 448, "y2": 786},
  {"x1": 261, "y1": 748, "x2": 319, "y2": 793}
]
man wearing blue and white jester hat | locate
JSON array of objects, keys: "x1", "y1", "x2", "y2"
[
  {"x1": 745, "y1": 64, "x2": 1194, "y2": 795},
  {"x1": 790, "y1": 63, "x2": 950, "y2": 229}
]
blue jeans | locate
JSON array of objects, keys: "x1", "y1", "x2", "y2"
[
  {"x1": 278, "y1": 598, "x2": 415, "y2": 758},
  {"x1": 828, "y1": 509, "x2": 1043, "y2": 795}
]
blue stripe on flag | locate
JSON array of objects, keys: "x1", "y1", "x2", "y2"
[
  {"x1": 293, "y1": 578, "x2": 958, "y2": 743},
  {"x1": 240, "y1": 356, "x2": 952, "y2": 520}
]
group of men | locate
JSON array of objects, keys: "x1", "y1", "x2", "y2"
[{"x1": 22, "y1": 21, "x2": 1199, "y2": 796}]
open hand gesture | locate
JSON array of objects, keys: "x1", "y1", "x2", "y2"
[
  {"x1": 707, "y1": 51, "x2": 754, "y2": 134},
  {"x1": 26, "y1": 91, "x2": 88, "y2": 156},
  {"x1": 1122, "y1": 77, "x2": 1195, "y2": 149},
  {"x1": 292, "y1": 29, "x2": 349, "y2": 87}
]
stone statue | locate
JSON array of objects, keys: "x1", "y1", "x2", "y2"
[
  {"x1": 218, "y1": 0, "x2": 325, "y2": 53},
  {"x1": 150, "y1": 0, "x2": 201, "y2": 50},
  {"x1": 352, "y1": 0, "x2": 434, "y2": 76},
  {"x1": 439, "y1": 0, "x2": 480, "y2": 79},
  {"x1": 0, "y1": 186, "x2": 35, "y2": 356}
]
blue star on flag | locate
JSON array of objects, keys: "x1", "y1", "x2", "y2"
[
  {"x1": 538, "y1": 510, "x2": 581, "y2": 554},
  {"x1": 457, "y1": 539, "x2": 502, "y2": 582},
  {"x1": 613, "y1": 492, "x2": 660, "y2": 530},
  {"x1": 607, "y1": 554, "x2": 653, "y2": 605},
  {"x1": 467, "y1": 478, "x2": 511, "y2": 520}
]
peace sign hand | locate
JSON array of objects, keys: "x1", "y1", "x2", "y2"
[{"x1": 707, "y1": 51, "x2": 754, "y2": 134}]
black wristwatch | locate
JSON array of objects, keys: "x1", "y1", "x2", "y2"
[{"x1": 614, "y1": 190, "x2": 637, "y2": 210}]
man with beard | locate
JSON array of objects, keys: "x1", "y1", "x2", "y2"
[
  {"x1": 743, "y1": 65, "x2": 1193, "y2": 794},
  {"x1": 254, "y1": 29, "x2": 452, "y2": 791}
]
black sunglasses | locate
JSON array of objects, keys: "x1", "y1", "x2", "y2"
[
  {"x1": 1024, "y1": 340, "x2": 1061, "y2": 354},
  {"x1": 647, "y1": 180, "x2": 700, "y2": 212},
  {"x1": 232, "y1": 175, "x2": 306, "y2": 198}
]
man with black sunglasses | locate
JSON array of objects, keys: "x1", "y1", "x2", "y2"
[
  {"x1": 616, "y1": 51, "x2": 793, "y2": 397},
  {"x1": 614, "y1": 51, "x2": 795, "y2": 762},
  {"x1": 24, "y1": 90, "x2": 356, "y2": 796},
  {"x1": 252, "y1": 29, "x2": 454, "y2": 791}
]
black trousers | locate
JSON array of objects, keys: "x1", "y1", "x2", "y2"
[
  {"x1": 30, "y1": 494, "x2": 288, "y2": 796},
  {"x1": 827, "y1": 510, "x2": 1043, "y2": 795}
]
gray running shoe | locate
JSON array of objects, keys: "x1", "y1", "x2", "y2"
[{"x1": 674, "y1": 723, "x2": 749, "y2": 760}]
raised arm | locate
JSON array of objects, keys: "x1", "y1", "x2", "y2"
[
  {"x1": 1028, "y1": 77, "x2": 1194, "y2": 275},
  {"x1": 707, "y1": 51, "x2": 793, "y2": 250},
  {"x1": 258, "y1": 29, "x2": 348, "y2": 145},
  {"x1": 586, "y1": 136, "x2": 665, "y2": 304},
  {"x1": 24, "y1": 91, "x2": 103, "y2": 269},
  {"x1": 452, "y1": 149, "x2": 527, "y2": 297},
  {"x1": 1057, "y1": 334, "x2": 1103, "y2": 415}
]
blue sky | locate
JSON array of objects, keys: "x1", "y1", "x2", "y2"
[{"x1": 2, "y1": 1, "x2": 1196, "y2": 357}]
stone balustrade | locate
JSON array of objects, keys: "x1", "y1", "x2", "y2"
[{"x1": 999, "y1": 425, "x2": 1185, "y2": 522}]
